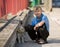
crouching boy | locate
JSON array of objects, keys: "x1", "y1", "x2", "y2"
[{"x1": 24, "y1": 6, "x2": 49, "y2": 44}]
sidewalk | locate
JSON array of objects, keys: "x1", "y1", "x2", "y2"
[
  {"x1": 16, "y1": 8, "x2": 60, "y2": 47},
  {"x1": 49, "y1": 8, "x2": 60, "y2": 25},
  {"x1": 45, "y1": 8, "x2": 60, "y2": 38}
]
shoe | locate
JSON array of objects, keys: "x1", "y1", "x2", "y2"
[{"x1": 37, "y1": 38, "x2": 46, "y2": 44}]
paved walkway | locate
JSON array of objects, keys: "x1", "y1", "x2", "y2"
[
  {"x1": 16, "y1": 8, "x2": 60, "y2": 47},
  {"x1": 45, "y1": 8, "x2": 60, "y2": 38},
  {"x1": 49, "y1": 8, "x2": 60, "y2": 25}
]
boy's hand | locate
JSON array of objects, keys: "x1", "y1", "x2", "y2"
[
  {"x1": 34, "y1": 21, "x2": 44, "y2": 30},
  {"x1": 34, "y1": 23, "x2": 39, "y2": 30},
  {"x1": 34, "y1": 26, "x2": 37, "y2": 30},
  {"x1": 34, "y1": 21, "x2": 45, "y2": 30}
]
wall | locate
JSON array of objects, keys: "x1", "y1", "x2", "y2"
[
  {"x1": 0, "y1": 0, "x2": 29, "y2": 19},
  {"x1": 0, "y1": 0, "x2": 6, "y2": 18}
]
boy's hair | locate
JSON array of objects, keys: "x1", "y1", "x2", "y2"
[{"x1": 33, "y1": 5, "x2": 42, "y2": 11}]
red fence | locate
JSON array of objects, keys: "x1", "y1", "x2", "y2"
[
  {"x1": 0, "y1": 0, "x2": 6, "y2": 18},
  {"x1": 0, "y1": 0, "x2": 29, "y2": 19}
]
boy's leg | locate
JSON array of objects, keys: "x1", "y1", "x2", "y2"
[
  {"x1": 37, "y1": 24, "x2": 49, "y2": 43},
  {"x1": 24, "y1": 25, "x2": 37, "y2": 40},
  {"x1": 39, "y1": 28, "x2": 49, "y2": 42}
]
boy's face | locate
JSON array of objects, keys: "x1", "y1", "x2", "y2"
[{"x1": 34, "y1": 8, "x2": 42, "y2": 18}]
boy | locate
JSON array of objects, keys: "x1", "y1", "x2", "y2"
[{"x1": 24, "y1": 6, "x2": 49, "y2": 44}]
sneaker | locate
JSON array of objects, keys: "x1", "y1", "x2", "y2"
[{"x1": 37, "y1": 38, "x2": 45, "y2": 44}]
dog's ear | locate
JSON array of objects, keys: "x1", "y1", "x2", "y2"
[
  {"x1": 24, "y1": 26, "x2": 28, "y2": 31},
  {"x1": 24, "y1": 25, "x2": 34, "y2": 31},
  {"x1": 24, "y1": 25, "x2": 31, "y2": 31}
]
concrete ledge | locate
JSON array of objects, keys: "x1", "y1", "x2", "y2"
[
  {"x1": 0, "y1": 16, "x2": 19, "y2": 47},
  {"x1": 0, "y1": 9, "x2": 30, "y2": 47},
  {"x1": 0, "y1": 23, "x2": 18, "y2": 47}
]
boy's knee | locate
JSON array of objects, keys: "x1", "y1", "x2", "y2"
[{"x1": 38, "y1": 27, "x2": 49, "y2": 38}]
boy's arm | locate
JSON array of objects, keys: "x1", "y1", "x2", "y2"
[
  {"x1": 37, "y1": 16, "x2": 47, "y2": 27},
  {"x1": 34, "y1": 21, "x2": 44, "y2": 30},
  {"x1": 34, "y1": 16, "x2": 47, "y2": 30},
  {"x1": 36, "y1": 21, "x2": 45, "y2": 27},
  {"x1": 31, "y1": 18, "x2": 35, "y2": 26}
]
